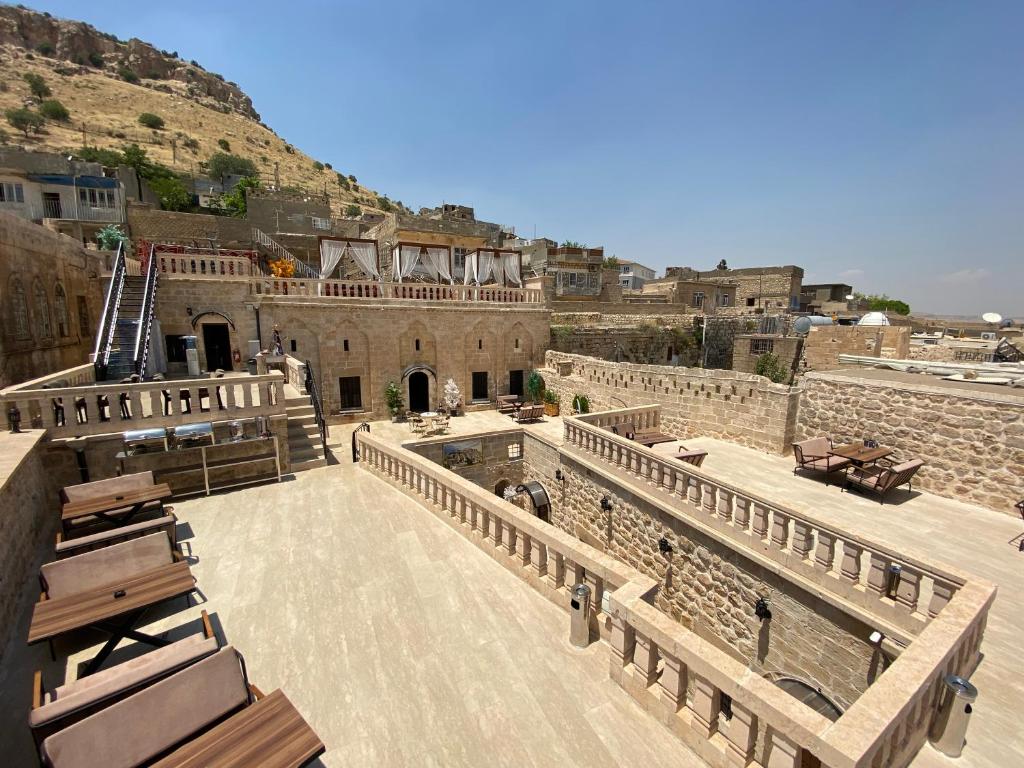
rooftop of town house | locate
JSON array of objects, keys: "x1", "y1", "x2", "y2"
[{"x1": 0, "y1": 405, "x2": 1017, "y2": 767}]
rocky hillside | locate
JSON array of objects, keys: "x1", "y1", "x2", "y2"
[{"x1": 0, "y1": 5, "x2": 403, "y2": 216}]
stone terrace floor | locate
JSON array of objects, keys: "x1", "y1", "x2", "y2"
[{"x1": 0, "y1": 443, "x2": 699, "y2": 768}]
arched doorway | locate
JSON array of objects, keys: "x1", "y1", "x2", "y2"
[{"x1": 409, "y1": 371, "x2": 430, "y2": 412}]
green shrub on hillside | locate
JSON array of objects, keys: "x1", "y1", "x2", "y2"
[
  {"x1": 23, "y1": 73, "x2": 50, "y2": 101},
  {"x1": 344, "y1": 204, "x2": 361, "y2": 217},
  {"x1": 138, "y1": 112, "x2": 165, "y2": 130},
  {"x1": 36, "y1": 42, "x2": 54, "y2": 56},
  {"x1": 207, "y1": 152, "x2": 256, "y2": 179},
  {"x1": 755, "y1": 353, "x2": 791, "y2": 384},
  {"x1": 39, "y1": 100, "x2": 70, "y2": 121},
  {"x1": 217, "y1": 138, "x2": 230, "y2": 151},
  {"x1": 87, "y1": 51, "x2": 104, "y2": 67},
  {"x1": 5, "y1": 107, "x2": 44, "y2": 137},
  {"x1": 118, "y1": 66, "x2": 139, "y2": 84}
]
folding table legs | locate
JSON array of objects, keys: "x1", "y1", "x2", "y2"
[{"x1": 82, "y1": 609, "x2": 171, "y2": 676}]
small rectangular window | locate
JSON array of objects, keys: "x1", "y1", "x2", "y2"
[
  {"x1": 746, "y1": 297, "x2": 756, "y2": 307},
  {"x1": 750, "y1": 338, "x2": 774, "y2": 355},
  {"x1": 471, "y1": 371, "x2": 488, "y2": 401},
  {"x1": 508, "y1": 443, "x2": 523, "y2": 460},
  {"x1": 339, "y1": 376, "x2": 362, "y2": 410},
  {"x1": 290, "y1": 339, "x2": 297, "y2": 352},
  {"x1": 343, "y1": 339, "x2": 349, "y2": 352}
]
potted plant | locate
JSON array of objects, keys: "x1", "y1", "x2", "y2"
[
  {"x1": 526, "y1": 370, "x2": 546, "y2": 404},
  {"x1": 443, "y1": 378, "x2": 462, "y2": 416},
  {"x1": 384, "y1": 380, "x2": 404, "y2": 421},
  {"x1": 571, "y1": 393, "x2": 590, "y2": 414},
  {"x1": 543, "y1": 389, "x2": 560, "y2": 417}
]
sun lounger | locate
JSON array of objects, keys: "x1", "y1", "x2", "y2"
[
  {"x1": 843, "y1": 458, "x2": 925, "y2": 503},
  {"x1": 30, "y1": 610, "x2": 218, "y2": 746},
  {"x1": 39, "y1": 646, "x2": 325, "y2": 768},
  {"x1": 792, "y1": 437, "x2": 850, "y2": 486}
]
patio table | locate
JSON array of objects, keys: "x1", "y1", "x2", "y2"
[
  {"x1": 61, "y1": 483, "x2": 172, "y2": 530},
  {"x1": 828, "y1": 442, "x2": 893, "y2": 468},
  {"x1": 28, "y1": 560, "x2": 196, "y2": 675}
]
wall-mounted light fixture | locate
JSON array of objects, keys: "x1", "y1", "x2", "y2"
[
  {"x1": 869, "y1": 630, "x2": 884, "y2": 646},
  {"x1": 658, "y1": 537, "x2": 673, "y2": 555},
  {"x1": 600, "y1": 496, "x2": 613, "y2": 512},
  {"x1": 555, "y1": 469, "x2": 564, "y2": 481},
  {"x1": 754, "y1": 596, "x2": 772, "y2": 622}
]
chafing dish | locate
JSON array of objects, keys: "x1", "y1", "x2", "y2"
[
  {"x1": 172, "y1": 421, "x2": 215, "y2": 449},
  {"x1": 123, "y1": 427, "x2": 169, "y2": 455}
]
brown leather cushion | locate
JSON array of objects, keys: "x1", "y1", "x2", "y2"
[
  {"x1": 41, "y1": 532, "x2": 173, "y2": 599},
  {"x1": 40, "y1": 647, "x2": 248, "y2": 768},
  {"x1": 794, "y1": 437, "x2": 830, "y2": 460},
  {"x1": 61, "y1": 472, "x2": 155, "y2": 504}
]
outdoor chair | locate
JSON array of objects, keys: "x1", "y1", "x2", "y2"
[
  {"x1": 409, "y1": 415, "x2": 426, "y2": 434},
  {"x1": 843, "y1": 458, "x2": 925, "y2": 503},
  {"x1": 515, "y1": 405, "x2": 544, "y2": 423},
  {"x1": 792, "y1": 437, "x2": 850, "y2": 486},
  {"x1": 54, "y1": 512, "x2": 178, "y2": 559},
  {"x1": 30, "y1": 610, "x2": 219, "y2": 747},
  {"x1": 497, "y1": 395, "x2": 520, "y2": 415},
  {"x1": 674, "y1": 449, "x2": 708, "y2": 468},
  {"x1": 37, "y1": 646, "x2": 325, "y2": 768},
  {"x1": 611, "y1": 421, "x2": 675, "y2": 447}
]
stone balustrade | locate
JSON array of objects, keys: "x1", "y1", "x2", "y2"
[
  {"x1": 284, "y1": 355, "x2": 308, "y2": 394},
  {"x1": 252, "y1": 277, "x2": 545, "y2": 304},
  {"x1": 156, "y1": 252, "x2": 256, "y2": 279},
  {"x1": 1, "y1": 363, "x2": 96, "y2": 393},
  {"x1": 563, "y1": 407, "x2": 996, "y2": 768},
  {"x1": 0, "y1": 372, "x2": 286, "y2": 439}
]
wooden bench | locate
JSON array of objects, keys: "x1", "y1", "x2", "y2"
[
  {"x1": 497, "y1": 395, "x2": 520, "y2": 415},
  {"x1": 514, "y1": 404, "x2": 545, "y2": 423}
]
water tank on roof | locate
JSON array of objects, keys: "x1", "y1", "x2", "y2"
[
  {"x1": 858, "y1": 311, "x2": 891, "y2": 326},
  {"x1": 793, "y1": 315, "x2": 835, "y2": 335}
]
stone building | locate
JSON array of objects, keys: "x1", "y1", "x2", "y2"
[
  {"x1": 0, "y1": 148, "x2": 125, "y2": 245},
  {"x1": 245, "y1": 187, "x2": 362, "y2": 268},
  {"x1": 518, "y1": 241, "x2": 605, "y2": 297},
  {"x1": 666, "y1": 264, "x2": 803, "y2": 311},
  {"x1": 0, "y1": 212, "x2": 106, "y2": 388},
  {"x1": 639, "y1": 275, "x2": 738, "y2": 311},
  {"x1": 732, "y1": 334, "x2": 803, "y2": 376},
  {"x1": 617, "y1": 259, "x2": 657, "y2": 289}
]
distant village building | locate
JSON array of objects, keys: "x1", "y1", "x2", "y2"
[
  {"x1": 665, "y1": 264, "x2": 804, "y2": 311},
  {"x1": 617, "y1": 260, "x2": 657, "y2": 289}
]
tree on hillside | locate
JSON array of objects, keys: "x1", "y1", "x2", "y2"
[
  {"x1": 212, "y1": 176, "x2": 259, "y2": 218},
  {"x1": 39, "y1": 100, "x2": 70, "y2": 122},
  {"x1": 5, "y1": 107, "x2": 44, "y2": 137},
  {"x1": 344, "y1": 204, "x2": 361, "y2": 217},
  {"x1": 23, "y1": 73, "x2": 50, "y2": 102},
  {"x1": 207, "y1": 152, "x2": 257, "y2": 181},
  {"x1": 138, "y1": 112, "x2": 165, "y2": 130},
  {"x1": 602, "y1": 256, "x2": 619, "y2": 269},
  {"x1": 855, "y1": 293, "x2": 911, "y2": 316},
  {"x1": 148, "y1": 176, "x2": 192, "y2": 212}
]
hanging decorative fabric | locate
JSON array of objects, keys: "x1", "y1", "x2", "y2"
[
  {"x1": 319, "y1": 239, "x2": 347, "y2": 280},
  {"x1": 394, "y1": 245, "x2": 422, "y2": 282},
  {"x1": 464, "y1": 251, "x2": 477, "y2": 285},
  {"x1": 422, "y1": 247, "x2": 453, "y2": 283},
  {"x1": 502, "y1": 251, "x2": 522, "y2": 286},
  {"x1": 347, "y1": 241, "x2": 380, "y2": 280},
  {"x1": 476, "y1": 250, "x2": 495, "y2": 284}
]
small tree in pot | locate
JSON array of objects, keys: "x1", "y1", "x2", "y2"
[
  {"x1": 443, "y1": 378, "x2": 462, "y2": 415},
  {"x1": 526, "y1": 370, "x2": 546, "y2": 404},
  {"x1": 543, "y1": 389, "x2": 560, "y2": 417},
  {"x1": 384, "y1": 380, "x2": 404, "y2": 421}
]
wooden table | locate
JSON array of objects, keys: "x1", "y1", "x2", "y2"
[
  {"x1": 29, "y1": 561, "x2": 196, "y2": 675},
  {"x1": 152, "y1": 689, "x2": 325, "y2": 768},
  {"x1": 61, "y1": 483, "x2": 172, "y2": 527},
  {"x1": 828, "y1": 442, "x2": 893, "y2": 467}
]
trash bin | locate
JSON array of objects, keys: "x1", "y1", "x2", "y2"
[
  {"x1": 929, "y1": 674, "x2": 978, "y2": 758},
  {"x1": 247, "y1": 358, "x2": 258, "y2": 376},
  {"x1": 569, "y1": 583, "x2": 592, "y2": 648}
]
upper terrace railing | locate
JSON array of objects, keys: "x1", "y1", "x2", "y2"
[
  {"x1": 564, "y1": 405, "x2": 996, "y2": 768},
  {"x1": 0, "y1": 373, "x2": 286, "y2": 439},
  {"x1": 155, "y1": 252, "x2": 256, "y2": 279},
  {"x1": 250, "y1": 277, "x2": 544, "y2": 304}
]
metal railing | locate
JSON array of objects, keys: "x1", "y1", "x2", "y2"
[
  {"x1": 93, "y1": 241, "x2": 126, "y2": 377},
  {"x1": 351, "y1": 422, "x2": 370, "y2": 462},
  {"x1": 252, "y1": 227, "x2": 318, "y2": 279},
  {"x1": 133, "y1": 244, "x2": 159, "y2": 377},
  {"x1": 304, "y1": 359, "x2": 328, "y2": 456}
]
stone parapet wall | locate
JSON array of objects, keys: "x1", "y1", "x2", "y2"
[
  {"x1": 802, "y1": 326, "x2": 910, "y2": 371},
  {"x1": 551, "y1": 312, "x2": 697, "y2": 327},
  {"x1": 542, "y1": 351, "x2": 800, "y2": 453},
  {"x1": 126, "y1": 204, "x2": 253, "y2": 247},
  {"x1": 409, "y1": 430, "x2": 523, "y2": 493},
  {"x1": 549, "y1": 326, "x2": 700, "y2": 367},
  {"x1": 796, "y1": 371, "x2": 1024, "y2": 514}
]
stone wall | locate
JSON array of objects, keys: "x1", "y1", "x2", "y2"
[
  {"x1": 542, "y1": 351, "x2": 800, "y2": 454},
  {"x1": 410, "y1": 430, "x2": 523, "y2": 494},
  {"x1": 126, "y1": 204, "x2": 253, "y2": 247},
  {"x1": 797, "y1": 371, "x2": 1024, "y2": 514},
  {"x1": 732, "y1": 335, "x2": 802, "y2": 376},
  {"x1": 551, "y1": 312, "x2": 697, "y2": 328},
  {"x1": 549, "y1": 326, "x2": 700, "y2": 367},
  {"x1": 665, "y1": 265, "x2": 803, "y2": 311},
  {"x1": 0, "y1": 213, "x2": 106, "y2": 389},
  {"x1": 801, "y1": 325, "x2": 911, "y2": 371},
  {"x1": 521, "y1": 433, "x2": 875, "y2": 710}
]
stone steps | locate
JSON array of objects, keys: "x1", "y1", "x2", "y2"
[{"x1": 284, "y1": 393, "x2": 328, "y2": 472}]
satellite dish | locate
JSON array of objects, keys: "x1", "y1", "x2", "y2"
[
  {"x1": 982, "y1": 312, "x2": 1002, "y2": 324},
  {"x1": 845, "y1": 294, "x2": 855, "y2": 301}
]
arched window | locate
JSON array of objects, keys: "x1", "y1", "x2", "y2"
[
  {"x1": 54, "y1": 282, "x2": 69, "y2": 337},
  {"x1": 34, "y1": 280, "x2": 51, "y2": 339},
  {"x1": 9, "y1": 277, "x2": 29, "y2": 338}
]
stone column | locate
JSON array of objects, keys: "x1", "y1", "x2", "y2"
[
  {"x1": 751, "y1": 504, "x2": 769, "y2": 540},
  {"x1": 895, "y1": 568, "x2": 921, "y2": 612},
  {"x1": 766, "y1": 729, "x2": 801, "y2": 768},
  {"x1": 688, "y1": 673, "x2": 720, "y2": 739},
  {"x1": 609, "y1": 614, "x2": 636, "y2": 670},
  {"x1": 657, "y1": 653, "x2": 687, "y2": 720},
  {"x1": 632, "y1": 632, "x2": 659, "y2": 686},
  {"x1": 702, "y1": 484, "x2": 717, "y2": 517},
  {"x1": 814, "y1": 530, "x2": 835, "y2": 572},
  {"x1": 928, "y1": 580, "x2": 956, "y2": 617},
  {"x1": 531, "y1": 540, "x2": 548, "y2": 577},
  {"x1": 865, "y1": 553, "x2": 889, "y2": 597},
  {"x1": 717, "y1": 489, "x2": 733, "y2": 523},
  {"x1": 840, "y1": 541, "x2": 863, "y2": 584},
  {"x1": 791, "y1": 521, "x2": 812, "y2": 561},
  {"x1": 734, "y1": 497, "x2": 750, "y2": 531},
  {"x1": 722, "y1": 700, "x2": 758, "y2": 768},
  {"x1": 770, "y1": 512, "x2": 790, "y2": 548}
]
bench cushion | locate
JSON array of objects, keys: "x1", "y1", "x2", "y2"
[
  {"x1": 40, "y1": 647, "x2": 248, "y2": 768},
  {"x1": 61, "y1": 501, "x2": 166, "y2": 541},
  {"x1": 794, "y1": 437, "x2": 830, "y2": 461},
  {"x1": 41, "y1": 532, "x2": 173, "y2": 599},
  {"x1": 30, "y1": 633, "x2": 218, "y2": 728},
  {"x1": 56, "y1": 514, "x2": 178, "y2": 558},
  {"x1": 61, "y1": 472, "x2": 155, "y2": 504}
]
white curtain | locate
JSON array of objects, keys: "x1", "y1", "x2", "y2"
[
  {"x1": 319, "y1": 240, "x2": 347, "y2": 280},
  {"x1": 348, "y1": 241, "x2": 380, "y2": 280},
  {"x1": 465, "y1": 250, "x2": 495, "y2": 285},
  {"x1": 422, "y1": 247, "x2": 453, "y2": 283},
  {"x1": 394, "y1": 245, "x2": 422, "y2": 282},
  {"x1": 502, "y1": 251, "x2": 522, "y2": 286},
  {"x1": 463, "y1": 252, "x2": 476, "y2": 285}
]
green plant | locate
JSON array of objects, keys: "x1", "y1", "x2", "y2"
[
  {"x1": 23, "y1": 73, "x2": 50, "y2": 101},
  {"x1": 543, "y1": 389, "x2": 560, "y2": 405},
  {"x1": 312, "y1": 160, "x2": 324, "y2": 171},
  {"x1": 36, "y1": 42, "x2": 54, "y2": 56},
  {"x1": 117, "y1": 66, "x2": 139, "y2": 84},
  {"x1": 149, "y1": 175, "x2": 192, "y2": 212},
  {"x1": 344, "y1": 204, "x2": 361, "y2": 217},
  {"x1": 384, "y1": 381, "x2": 404, "y2": 416},
  {"x1": 138, "y1": 112, "x2": 165, "y2": 129},
  {"x1": 602, "y1": 256, "x2": 620, "y2": 269},
  {"x1": 376, "y1": 196, "x2": 393, "y2": 212},
  {"x1": 39, "y1": 99, "x2": 69, "y2": 121},
  {"x1": 561, "y1": 240, "x2": 586, "y2": 248},
  {"x1": 5, "y1": 107, "x2": 44, "y2": 137},
  {"x1": 207, "y1": 152, "x2": 256, "y2": 179},
  {"x1": 526, "y1": 370, "x2": 546, "y2": 403},
  {"x1": 855, "y1": 292, "x2": 911, "y2": 316},
  {"x1": 217, "y1": 138, "x2": 230, "y2": 151},
  {"x1": 336, "y1": 173, "x2": 350, "y2": 190},
  {"x1": 571, "y1": 394, "x2": 590, "y2": 414},
  {"x1": 284, "y1": 144, "x2": 295, "y2": 154},
  {"x1": 211, "y1": 176, "x2": 259, "y2": 217},
  {"x1": 96, "y1": 224, "x2": 127, "y2": 251},
  {"x1": 87, "y1": 51, "x2": 104, "y2": 67},
  {"x1": 754, "y1": 353, "x2": 791, "y2": 384},
  {"x1": 324, "y1": 162, "x2": 332, "y2": 170},
  {"x1": 181, "y1": 136, "x2": 200, "y2": 152}
]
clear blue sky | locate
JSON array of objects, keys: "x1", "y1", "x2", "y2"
[{"x1": 27, "y1": 1, "x2": 1024, "y2": 317}]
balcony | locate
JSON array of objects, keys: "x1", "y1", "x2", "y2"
[{"x1": 0, "y1": 199, "x2": 123, "y2": 224}]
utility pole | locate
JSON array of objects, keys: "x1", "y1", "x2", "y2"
[
  {"x1": 171, "y1": 138, "x2": 177, "y2": 166},
  {"x1": 274, "y1": 162, "x2": 280, "y2": 190},
  {"x1": 80, "y1": 122, "x2": 86, "y2": 148}
]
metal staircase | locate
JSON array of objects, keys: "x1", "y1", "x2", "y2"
[
  {"x1": 93, "y1": 243, "x2": 159, "y2": 380},
  {"x1": 252, "y1": 227, "x2": 318, "y2": 279}
]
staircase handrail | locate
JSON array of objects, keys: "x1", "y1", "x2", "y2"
[
  {"x1": 133, "y1": 243, "x2": 159, "y2": 376},
  {"x1": 94, "y1": 241, "x2": 126, "y2": 373},
  {"x1": 252, "y1": 227, "x2": 318, "y2": 279},
  {"x1": 351, "y1": 422, "x2": 370, "y2": 462},
  {"x1": 304, "y1": 358, "x2": 328, "y2": 456}
]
